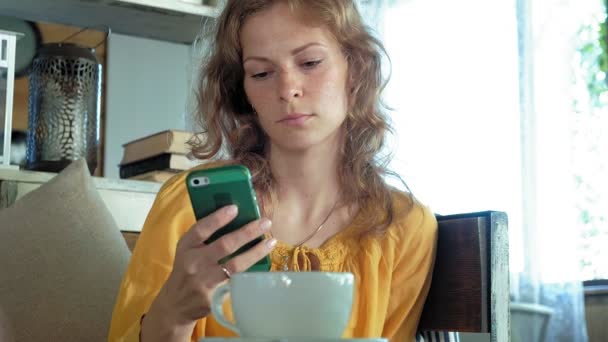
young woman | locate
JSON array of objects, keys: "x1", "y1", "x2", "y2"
[{"x1": 108, "y1": 1, "x2": 437, "y2": 341}]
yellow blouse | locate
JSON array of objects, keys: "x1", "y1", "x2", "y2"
[{"x1": 108, "y1": 166, "x2": 438, "y2": 342}]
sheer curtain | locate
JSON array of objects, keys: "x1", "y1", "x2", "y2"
[
  {"x1": 356, "y1": 0, "x2": 589, "y2": 341},
  {"x1": 514, "y1": 0, "x2": 589, "y2": 341}
]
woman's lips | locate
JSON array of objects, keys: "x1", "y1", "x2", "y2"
[{"x1": 277, "y1": 114, "x2": 313, "y2": 126}]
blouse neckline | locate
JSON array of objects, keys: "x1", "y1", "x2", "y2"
[{"x1": 272, "y1": 205, "x2": 364, "y2": 252}]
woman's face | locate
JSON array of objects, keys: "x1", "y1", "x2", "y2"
[{"x1": 241, "y1": 2, "x2": 350, "y2": 152}]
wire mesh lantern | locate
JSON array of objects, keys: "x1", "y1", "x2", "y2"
[
  {"x1": 26, "y1": 30, "x2": 103, "y2": 174},
  {"x1": 0, "y1": 29, "x2": 21, "y2": 169}
]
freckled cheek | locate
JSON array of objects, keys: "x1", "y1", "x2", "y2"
[
  {"x1": 244, "y1": 85, "x2": 275, "y2": 128},
  {"x1": 245, "y1": 84, "x2": 274, "y2": 109},
  {"x1": 315, "y1": 78, "x2": 349, "y2": 112}
]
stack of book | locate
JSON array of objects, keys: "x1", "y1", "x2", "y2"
[{"x1": 119, "y1": 129, "x2": 204, "y2": 182}]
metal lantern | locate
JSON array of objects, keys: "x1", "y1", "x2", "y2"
[
  {"x1": 26, "y1": 41, "x2": 101, "y2": 174},
  {"x1": 0, "y1": 29, "x2": 21, "y2": 169}
]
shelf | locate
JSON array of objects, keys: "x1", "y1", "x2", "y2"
[
  {"x1": 0, "y1": 0, "x2": 220, "y2": 44},
  {"x1": 0, "y1": 167, "x2": 162, "y2": 193},
  {"x1": 0, "y1": 167, "x2": 161, "y2": 231}
]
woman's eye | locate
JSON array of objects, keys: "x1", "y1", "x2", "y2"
[
  {"x1": 251, "y1": 71, "x2": 270, "y2": 79},
  {"x1": 302, "y1": 60, "x2": 322, "y2": 69}
]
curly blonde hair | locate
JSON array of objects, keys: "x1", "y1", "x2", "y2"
[{"x1": 191, "y1": 0, "x2": 412, "y2": 236}]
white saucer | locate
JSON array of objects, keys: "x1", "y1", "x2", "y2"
[{"x1": 201, "y1": 338, "x2": 387, "y2": 342}]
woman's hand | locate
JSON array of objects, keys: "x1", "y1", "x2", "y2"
[{"x1": 141, "y1": 205, "x2": 276, "y2": 342}]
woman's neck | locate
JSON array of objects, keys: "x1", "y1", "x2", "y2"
[{"x1": 267, "y1": 139, "x2": 342, "y2": 222}]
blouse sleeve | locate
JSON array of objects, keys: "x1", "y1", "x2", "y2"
[
  {"x1": 383, "y1": 202, "x2": 438, "y2": 342},
  {"x1": 107, "y1": 173, "x2": 207, "y2": 342}
]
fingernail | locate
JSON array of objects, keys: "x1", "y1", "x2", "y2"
[
  {"x1": 226, "y1": 205, "x2": 238, "y2": 216},
  {"x1": 266, "y1": 238, "x2": 277, "y2": 249},
  {"x1": 260, "y1": 218, "x2": 272, "y2": 231}
]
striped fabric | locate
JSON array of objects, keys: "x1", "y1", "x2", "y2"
[{"x1": 415, "y1": 331, "x2": 460, "y2": 342}]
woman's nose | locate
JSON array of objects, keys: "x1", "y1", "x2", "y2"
[{"x1": 278, "y1": 70, "x2": 302, "y2": 101}]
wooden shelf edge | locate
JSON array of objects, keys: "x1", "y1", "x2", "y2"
[{"x1": 0, "y1": 0, "x2": 220, "y2": 44}]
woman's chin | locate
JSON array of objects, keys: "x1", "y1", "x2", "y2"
[{"x1": 270, "y1": 138, "x2": 322, "y2": 154}]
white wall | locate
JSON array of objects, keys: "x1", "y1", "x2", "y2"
[{"x1": 104, "y1": 33, "x2": 193, "y2": 178}]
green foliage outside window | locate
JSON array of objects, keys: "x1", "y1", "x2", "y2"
[{"x1": 573, "y1": 0, "x2": 608, "y2": 280}]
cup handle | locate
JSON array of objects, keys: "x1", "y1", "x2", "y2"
[{"x1": 211, "y1": 283, "x2": 240, "y2": 335}]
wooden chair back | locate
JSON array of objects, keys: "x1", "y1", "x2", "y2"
[{"x1": 418, "y1": 211, "x2": 510, "y2": 342}]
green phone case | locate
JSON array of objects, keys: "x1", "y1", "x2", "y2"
[{"x1": 186, "y1": 164, "x2": 271, "y2": 272}]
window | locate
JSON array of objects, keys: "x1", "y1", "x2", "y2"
[
  {"x1": 380, "y1": 0, "x2": 523, "y2": 273},
  {"x1": 381, "y1": 0, "x2": 607, "y2": 281}
]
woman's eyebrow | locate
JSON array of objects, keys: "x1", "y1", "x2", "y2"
[{"x1": 243, "y1": 42, "x2": 327, "y2": 64}]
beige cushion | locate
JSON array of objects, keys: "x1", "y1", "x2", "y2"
[
  {"x1": 0, "y1": 159, "x2": 131, "y2": 341},
  {"x1": 0, "y1": 305, "x2": 14, "y2": 342}
]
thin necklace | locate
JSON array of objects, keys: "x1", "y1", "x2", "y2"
[{"x1": 271, "y1": 197, "x2": 340, "y2": 271}]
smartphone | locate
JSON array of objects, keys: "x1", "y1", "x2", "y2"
[{"x1": 186, "y1": 164, "x2": 271, "y2": 272}]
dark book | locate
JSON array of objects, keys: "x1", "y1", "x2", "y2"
[
  {"x1": 127, "y1": 170, "x2": 179, "y2": 183},
  {"x1": 119, "y1": 153, "x2": 204, "y2": 179}
]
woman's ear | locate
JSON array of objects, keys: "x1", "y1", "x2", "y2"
[
  {"x1": 347, "y1": 65, "x2": 355, "y2": 90},
  {"x1": 347, "y1": 71, "x2": 357, "y2": 109},
  {"x1": 344, "y1": 64, "x2": 355, "y2": 97}
]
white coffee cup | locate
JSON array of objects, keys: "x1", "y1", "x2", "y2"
[{"x1": 211, "y1": 272, "x2": 355, "y2": 338}]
